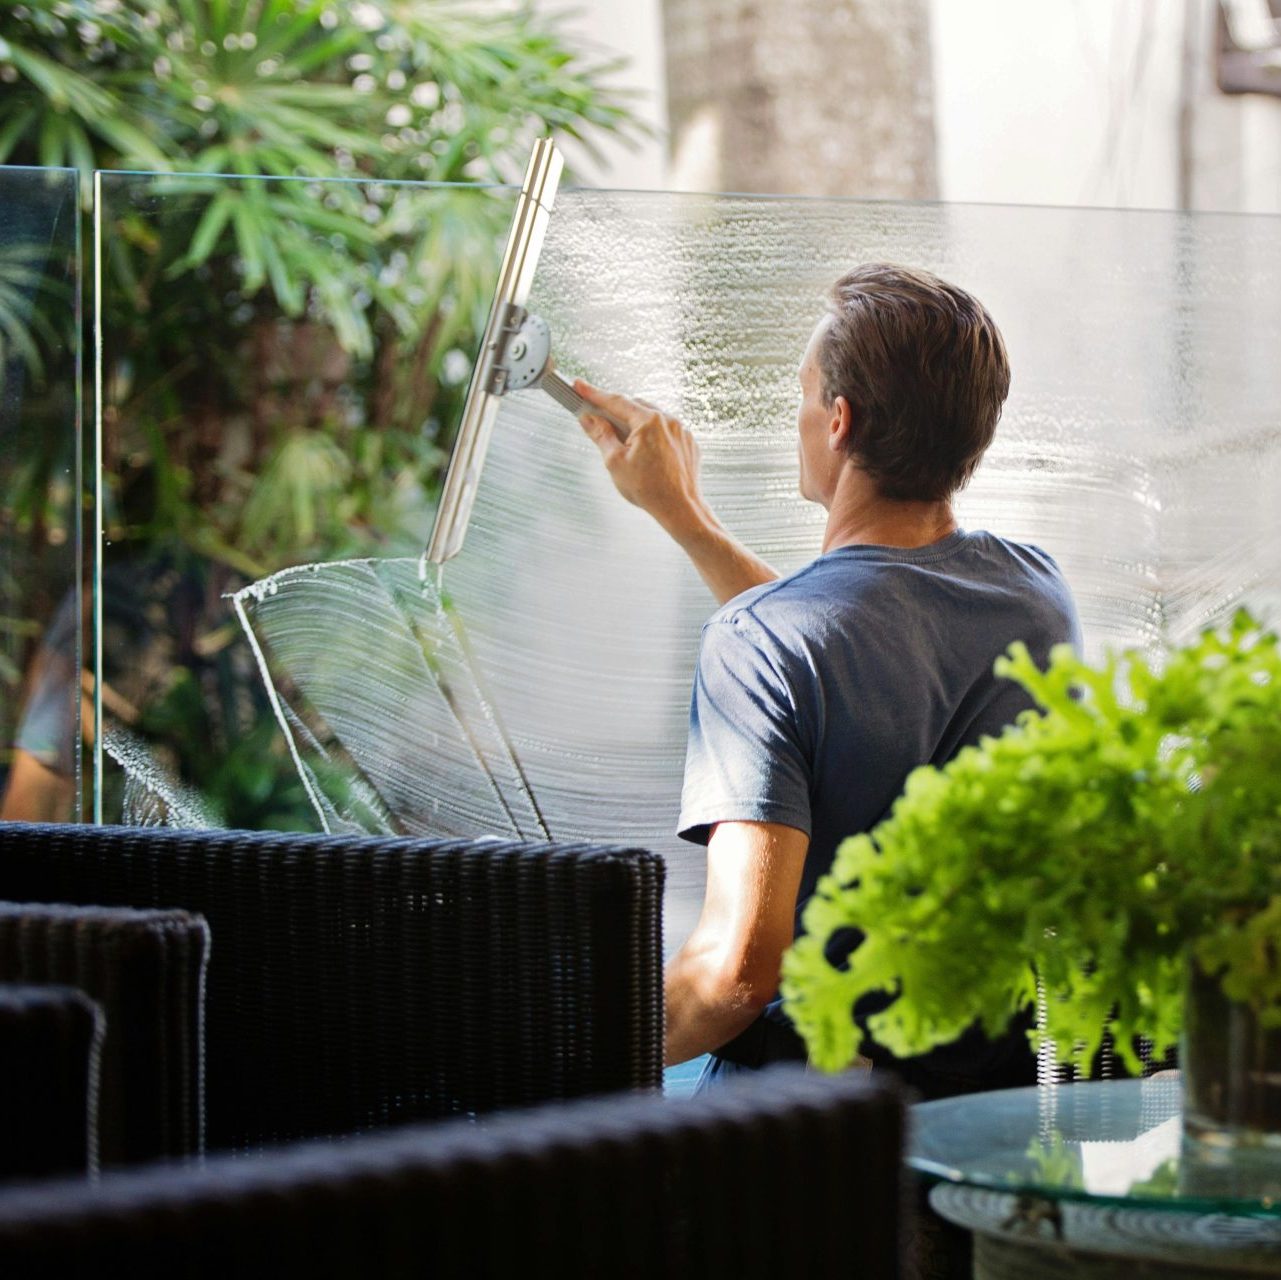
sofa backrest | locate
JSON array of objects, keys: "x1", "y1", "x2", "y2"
[
  {"x1": 0, "y1": 823, "x2": 663, "y2": 1150},
  {"x1": 0, "y1": 901, "x2": 208, "y2": 1165},
  {"x1": 0, "y1": 1064, "x2": 905, "y2": 1280}
]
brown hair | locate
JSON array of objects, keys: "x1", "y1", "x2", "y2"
[{"x1": 817, "y1": 264, "x2": 1010, "y2": 501}]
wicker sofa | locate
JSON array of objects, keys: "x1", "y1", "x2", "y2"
[
  {"x1": 0, "y1": 822, "x2": 664, "y2": 1155},
  {"x1": 0, "y1": 822, "x2": 909, "y2": 1276},
  {"x1": 0, "y1": 1063, "x2": 906, "y2": 1278}
]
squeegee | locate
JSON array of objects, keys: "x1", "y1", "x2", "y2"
[{"x1": 425, "y1": 138, "x2": 627, "y2": 565}]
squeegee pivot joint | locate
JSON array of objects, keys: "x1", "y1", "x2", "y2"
[{"x1": 486, "y1": 305, "x2": 554, "y2": 395}]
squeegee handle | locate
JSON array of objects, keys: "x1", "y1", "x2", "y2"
[{"x1": 540, "y1": 367, "x2": 632, "y2": 441}]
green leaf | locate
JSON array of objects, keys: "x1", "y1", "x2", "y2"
[
  {"x1": 230, "y1": 198, "x2": 267, "y2": 291},
  {"x1": 174, "y1": 191, "x2": 236, "y2": 272}
]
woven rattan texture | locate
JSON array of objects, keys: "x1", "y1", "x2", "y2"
[
  {"x1": 0, "y1": 902, "x2": 207, "y2": 1166},
  {"x1": 0, "y1": 1065, "x2": 904, "y2": 1278},
  {"x1": 0, "y1": 823, "x2": 664, "y2": 1150},
  {"x1": 0, "y1": 983, "x2": 101, "y2": 1182}
]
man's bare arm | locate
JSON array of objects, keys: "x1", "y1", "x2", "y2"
[
  {"x1": 663, "y1": 819, "x2": 808, "y2": 1067},
  {"x1": 574, "y1": 379, "x2": 779, "y2": 606}
]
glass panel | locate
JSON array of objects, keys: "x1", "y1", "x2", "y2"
[
  {"x1": 0, "y1": 167, "x2": 81, "y2": 824},
  {"x1": 430, "y1": 194, "x2": 1281, "y2": 948},
  {"x1": 94, "y1": 171, "x2": 516, "y2": 828},
  {"x1": 122, "y1": 186, "x2": 1281, "y2": 954},
  {"x1": 909, "y1": 1078, "x2": 1281, "y2": 1215}
]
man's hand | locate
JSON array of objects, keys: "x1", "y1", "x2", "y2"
[
  {"x1": 574, "y1": 379, "x2": 705, "y2": 539},
  {"x1": 575, "y1": 378, "x2": 780, "y2": 606}
]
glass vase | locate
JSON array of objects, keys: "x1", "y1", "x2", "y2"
[{"x1": 1181, "y1": 959, "x2": 1281, "y2": 1150}]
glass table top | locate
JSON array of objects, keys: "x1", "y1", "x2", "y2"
[{"x1": 907, "y1": 1079, "x2": 1281, "y2": 1217}]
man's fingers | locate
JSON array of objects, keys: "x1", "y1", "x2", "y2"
[
  {"x1": 579, "y1": 412, "x2": 625, "y2": 465},
  {"x1": 574, "y1": 378, "x2": 653, "y2": 433}
]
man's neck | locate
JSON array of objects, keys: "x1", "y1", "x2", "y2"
[{"x1": 820, "y1": 467, "x2": 957, "y2": 555}]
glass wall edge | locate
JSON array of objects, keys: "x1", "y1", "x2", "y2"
[
  {"x1": 554, "y1": 182, "x2": 1281, "y2": 221},
  {"x1": 94, "y1": 168, "x2": 520, "y2": 193},
  {"x1": 91, "y1": 171, "x2": 103, "y2": 825},
  {"x1": 63, "y1": 166, "x2": 1281, "y2": 218},
  {"x1": 73, "y1": 166, "x2": 84, "y2": 822}
]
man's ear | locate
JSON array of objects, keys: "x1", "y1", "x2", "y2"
[{"x1": 828, "y1": 395, "x2": 854, "y2": 452}]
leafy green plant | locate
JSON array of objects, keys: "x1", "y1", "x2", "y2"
[
  {"x1": 1, "y1": 0, "x2": 646, "y2": 562},
  {"x1": 782, "y1": 610, "x2": 1281, "y2": 1075},
  {"x1": 0, "y1": 1, "x2": 644, "y2": 826},
  {"x1": 0, "y1": 240, "x2": 63, "y2": 385}
]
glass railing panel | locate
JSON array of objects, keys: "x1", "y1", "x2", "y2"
[
  {"x1": 0, "y1": 166, "x2": 81, "y2": 824},
  {"x1": 94, "y1": 171, "x2": 516, "y2": 828},
  {"x1": 108, "y1": 180, "x2": 1281, "y2": 952},
  {"x1": 412, "y1": 193, "x2": 1281, "y2": 945}
]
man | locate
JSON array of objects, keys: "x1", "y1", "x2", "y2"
[{"x1": 573, "y1": 264, "x2": 1081, "y2": 1097}]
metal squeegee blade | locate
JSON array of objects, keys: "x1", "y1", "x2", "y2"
[{"x1": 425, "y1": 138, "x2": 564, "y2": 564}]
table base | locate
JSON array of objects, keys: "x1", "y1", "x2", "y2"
[{"x1": 929, "y1": 1184, "x2": 1281, "y2": 1279}]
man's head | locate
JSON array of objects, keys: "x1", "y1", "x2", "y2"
[{"x1": 796, "y1": 264, "x2": 1010, "y2": 507}]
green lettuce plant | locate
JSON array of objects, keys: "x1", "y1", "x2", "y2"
[{"x1": 782, "y1": 610, "x2": 1281, "y2": 1075}]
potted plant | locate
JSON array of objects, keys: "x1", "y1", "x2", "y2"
[{"x1": 782, "y1": 609, "x2": 1281, "y2": 1148}]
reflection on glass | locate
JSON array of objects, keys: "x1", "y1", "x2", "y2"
[
  {"x1": 0, "y1": 166, "x2": 81, "y2": 824},
  {"x1": 93, "y1": 172, "x2": 515, "y2": 827},
  {"x1": 1078, "y1": 1116, "x2": 1181, "y2": 1195}
]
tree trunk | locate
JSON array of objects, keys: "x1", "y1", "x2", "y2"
[{"x1": 661, "y1": 0, "x2": 937, "y2": 198}]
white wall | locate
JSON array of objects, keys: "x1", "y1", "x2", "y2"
[
  {"x1": 931, "y1": 0, "x2": 1185, "y2": 208},
  {"x1": 929, "y1": 0, "x2": 1281, "y2": 213},
  {"x1": 539, "y1": 0, "x2": 1281, "y2": 212}
]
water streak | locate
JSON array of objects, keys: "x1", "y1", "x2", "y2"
[{"x1": 106, "y1": 725, "x2": 218, "y2": 830}]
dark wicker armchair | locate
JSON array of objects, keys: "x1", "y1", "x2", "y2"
[
  {"x1": 0, "y1": 823, "x2": 664, "y2": 1151},
  {"x1": 0, "y1": 1065, "x2": 906, "y2": 1279},
  {"x1": 0, "y1": 902, "x2": 208, "y2": 1166},
  {"x1": 0, "y1": 983, "x2": 101, "y2": 1182}
]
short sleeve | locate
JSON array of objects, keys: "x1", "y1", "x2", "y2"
[{"x1": 677, "y1": 611, "x2": 813, "y2": 845}]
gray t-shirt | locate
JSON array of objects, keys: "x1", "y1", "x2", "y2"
[{"x1": 677, "y1": 528, "x2": 1082, "y2": 1083}]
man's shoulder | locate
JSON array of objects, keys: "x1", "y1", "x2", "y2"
[
  {"x1": 705, "y1": 530, "x2": 1079, "y2": 649},
  {"x1": 964, "y1": 531, "x2": 1080, "y2": 624},
  {"x1": 708, "y1": 529, "x2": 1045, "y2": 624},
  {"x1": 703, "y1": 560, "x2": 839, "y2": 651},
  {"x1": 967, "y1": 529, "x2": 1067, "y2": 577},
  {"x1": 710, "y1": 564, "x2": 822, "y2": 624}
]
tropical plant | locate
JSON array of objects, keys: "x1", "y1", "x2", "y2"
[
  {"x1": 0, "y1": 166, "x2": 80, "y2": 810},
  {"x1": 1, "y1": 0, "x2": 645, "y2": 561},
  {"x1": 0, "y1": 0, "x2": 644, "y2": 824},
  {"x1": 0, "y1": 240, "x2": 63, "y2": 386},
  {"x1": 782, "y1": 610, "x2": 1281, "y2": 1076}
]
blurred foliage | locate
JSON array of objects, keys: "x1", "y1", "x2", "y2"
[
  {"x1": 0, "y1": 1, "x2": 644, "y2": 824},
  {"x1": 0, "y1": 167, "x2": 79, "y2": 797},
  {"x1": 1, "y1": 0, "x2": 644, "y2": 563},
  {"x1": 0, "y1": 240, "x2": 63, "y2": 386},
  {"x1": 134, "y1": 667, "x2": 318, "y2": 829}
]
